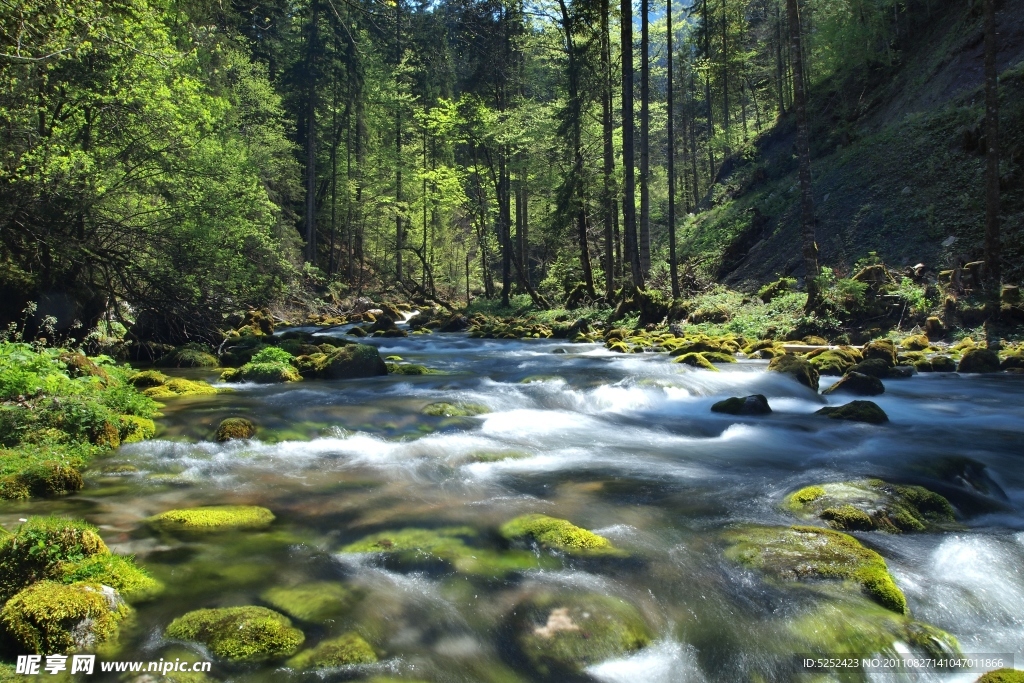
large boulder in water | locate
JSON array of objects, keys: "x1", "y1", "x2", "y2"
[
  {"x1": 324, "y1": 344, "x2": 388, "y2": 379},
  {"x1": 862, "y1": 339, "x2": 897, "y2": 367},
  {"x1": 1, "y1": 581, "x2": 130, "y2": 654},
  {"x1": 711, "y1": 394, "x2": 772, "y2": 415},
  {"x1": 847, "y1": 358, "x2": 891, "y2": 379},
  {"x1": 164, "y1": 606, "x2": 304, "y2": 662},
  {"x1": 784, "y1": 480, "x2": 956, "y2": 532},
  {"x1": 823, "y1": 372, "x2": 884, "y2": 396},
  {"x1": 724, "y1": 525, "x2": 907, "y2": 613},
  {"x1": 958, "y1": 348, "x2": 1000, "y2": 373},
  {"x1": 508, "y1": 592, "x2": 652, "y2": 676},
  {"x1": 816, "y1": 400, "x2": 889, "y2": 424},
  {"x1": 768, "y1": 354, "x2": 819, "y2": 391}
]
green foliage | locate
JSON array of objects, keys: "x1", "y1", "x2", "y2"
[
  {"x1": 0, "y1": 516, "x2": 109, "y2": 603},
  {"x1": 164, "y1": 606, "x2": 305, "y2": 662}
]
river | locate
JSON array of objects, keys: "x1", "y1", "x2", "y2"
[{"x1": 9, "y1": 326, "x2": 1023, "y2": 682}]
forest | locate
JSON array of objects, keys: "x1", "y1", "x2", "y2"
[{"x1": 1, "y1": 0, "x2": 1023, "y2": 681}]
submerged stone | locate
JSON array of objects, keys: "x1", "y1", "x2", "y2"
[
  {"x1": 768, "y1": 354, "x2": 819, "y2": 391},
  {"x1": 340, "y1": 526, "x2": 538, "y2": 577},
  {"x1": 1, "y1": 581, "x2": 130, "y2": 654},
  {"x1": 823, "y1": 372, "x2": 884, "y2": 396},
  {"x1": 215, "y1": 417, "x2": 256, "y2": 442},
  {"x1": 286, "y1": 632, "x2": 377, "y2": 669},
  {"x1": 260, "y1": 582, "x2": 353, "y2": 623},
  {"x1": 711, "y1": 395, "x2": 772, "y2": 415},
  {"x1": 422, "y1": 401, "x2": 489, "y2": 417},
  {"x1": 509, "y1": 592, "x2": 652, "y2": 676},
  {"x1": 164, "y1": 606, "x2": 304, "y2": 662},
  {"x1": 147, "y1": 505, "x2": 275, "y2": 534},
  {"x1": 500, "y1": 514, "x2": 623, "y2": 556},
  {"x1": 784, "y1": 480, "x2": 956, "y2": 533},
  {"x1": 724, "y1": 525, "x2": 908, "y2": 614},
  {"x1": 816, "y1": 400, "x2": 889, "y2": 424}
]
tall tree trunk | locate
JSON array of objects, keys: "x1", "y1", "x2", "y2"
[
  {"x1": 422, "y1": 126, "x2": 428, "y2": 288},
  {"x1": 667, "y1": 0, "x2": 679, "y2": 297},
  {"x1": 601, "y1": 0, "x2": 616, "y2": 299},
  {"x1": 786, "y1": 0, "x2": 818, "y2": 309},
  {"x1": 721, "y1": 0, "x2": 730, "y2": 157},
  {"x1": 499, "y1": 151, "x2": 512, "y2": 305},
  {"x1": 304, "y1": 0, "x2": 319, "y2": 264},
  {"x1": 621, "y1": 0, "x2": 644, "y2": 289},
  {"x1": 639, "y1": 0, "x2": 651, "y2": 276},
  {"x1": 703, "y1": 0, "x2": 716, "y2": 179},
  {"x1": 775, "y1": 0, "x2": 785, "y2": 114},
  {"x1": 394, "y1": 0, "x2": 403, "y2": 282},
  {"x1": 983, "y1": 0, "x2": 1001, "y2": 322},
  {"x1": 689, "y1": 73, "x2": 701, "y2": 207}
]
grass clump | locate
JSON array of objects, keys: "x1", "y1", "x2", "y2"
[
  {"x1": 500, "y1": 514, "x2": 622, "y2": 556},
  {"x1": 286, "y1": 632, "x2": 377, "y2": 669},
  {"x1": 147, "y1": 505, "x2": 275, "y2": 534},
  {"x1": 164, "y1": 606, "x2": 304, "y2": 662},
  {"x1": 725, "y1": 525, "x2": 908, "y2": 614}
]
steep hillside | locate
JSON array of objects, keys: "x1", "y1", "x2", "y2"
[{"x1": 681, "y1": 0, "x2": 1024, "y2": 291}]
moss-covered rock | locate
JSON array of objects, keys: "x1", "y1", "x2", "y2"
[
  {"x1": 286, "y1": 632, "x2": 377, "y2": 669},
  {"x1": 500, "y1": 514, "x2": 623, "y2": 556},
  {"x1": 900, "y1": 334, "x2": 932, "y2": 351},
  {"x1": 816, "y1": 400, "x2": 889, "y2": 424},
  {"x1": 0, "y1": 516, "x2": 109, "y2": 602},
  {"x1": 260, "y1": 582, "x2": 353, "y2": 623},
  {"x1": 958, "y1": 348, "x2": 1001, "y2": 373},
  {"x1": 0, "y1": 581, "x2": 130, "y2": 654},
  {"x1": 215, "y1": 417, "x2": 256, "y2": 442},
  {"x1": 848, "y1": 357, "x2": 891, "y2": 379},
  {"x1": 127, "y1": 370, "x2": 169, "y2": 388},
  {"x1": 509, "y1": 592, "x2": 652, "y2": 676},
  {"x1": 387, "y1": 363, "x2": 435, "y2": 375},
  {"x1": 147, "y1": 505, "x2": 275, "y2": 534},
  {"x1": 862, "y1": 340, "x2": 897, "y2": 367},
  {"x1": 143, "y1": 378, "x2": 219, "y2": 400},
  {"x1": 164, "y1": 606, "x2": 304, "y2": 662},
  {"x1": 914, "y1": 354, "x2": 958, "y2": 372},
  {"x1": 119, "y1": 415, "x2": 156, "y2": 443},
  {"x1": 808, "y1": 347, "x2": 863, "y2": 376},
  {"x1": 422, "y1": 401, "x2": 489, "y2": 417},
  {"x1": 724, "y1": 525, "x2": 907, "y2": 613},
  {"x1": 768, "y1": 354, "x2": 820, "y2": 391},
  {"x1": 57, "y1": 553, "x2": 163, "y2": 602},
  {"x1": 19, "y1": 461, "x2": 84, "y2": 497},
  {"x1": 322, "y1": 343, "x2": 388, "y2": 379},
  {"x1": 673, "y1": 352, "x2": 719, "y2": 371},
  {"x1": 976, "y1": 670, "x2": 1024, "y2": 683},
  {"x1": 784, "y1": 480, "x2": 955, "y2": 533},
  {"x1": 157, "y1": 344, "x2": 219, "y2": 369},
  {"x1": 823, "y1": 372, "x2": 884, "y2": 396},
  {"x1": 791, "y1": 600, "x2": 960, "y2": 660},
  {"x1": 758, "y1": 277, "x2": 797, "y2": 303},
  {"x1": 220, "y1": 347, "x2": 300, "y2": 383},
  {"x1": 340, "y1": 526, "x2": 538, "y2": 577},
  {"x1": 711, "y1": 395, "x2": 772, "y2": 415}
]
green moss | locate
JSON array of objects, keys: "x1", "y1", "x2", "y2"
[
  {"x1": 157, "y1": 344, "x2": 220, "y2": 369},
  {"x1": 422, "y1": 402, "x2": 490, "y2": 417},
  {"x1": 724, "y1": 525, "x2": 907, "y2": 613},
  {"x1": 260, "y1": 582, "x2": 353, "y2": 623},
  {"x1": 783, "y1": 480, "x2": 955, "y2": 533},
  {"x1": 791, "y1": 599, "x2": 960, "y2": 660},
  {"x1": 0, "y1": 516, "x2": 108, "y2": 602},
  {"x1": 215, "y1": 417, "x2": 256, "y2": 441},
  {"x1": 500, "y1": 514, "x2": 622, "y2": 556},
  {"x1": 808, "y1": 347, "x2": 863, "y2": 376},
  {"x1": 768, "y1": 354, "x2": 820, "y2": 391},
  {"x1": 164, "y1": 606, "x2": 304, "y2": 662},
  {"x1": 143, "y1": 378, "x2": 219, "y2": 399},
  {"x1": 57, "y1": 553, "x2": 163, "y2": 602},
  {"x1": 510, "y1": 592, "x2": 652, "y2": 676},
  {"x1": 816, "y1": 400, "x2": 889, "y2": 424},
  {"x1": 286, "y1": 632, "x2": 377, "y2": 669},
  {"x1": 147, "y1": 505, "x2": 275, "y2": 534},
  {"x1": 341, "y1": 526, "x2": 540, "y2": 577},
  {"x1": 673, "y1": 352, "x2": 719, "y2": 371},
  {"x1": 387, "y1": 363, "x2": 440, "y2": 375},
  {"x1": 786, "y1": 486, "x2": 826, "y2": 510},
  {"x1": 977, "y1": 670, "x2": 1024, "y2": 683},
  {"x1": 320, "y1": 343, "x2": 388, "y2": 379},
  {"x1": 119, "y1": 415, "x2": 156, "y2": 443},
  {"x1": 0, "y1": 580, "x2": 130, "y2": 654},
  {"x1": 901, "y1": 334, "x2": 932, "y2": 351},
  {"x1": 221, "y1": 348, "x2": 301, "y2": 383},
  {"x1": 862, "y1": 340, "x2": 898, "y2": 366},
  {"x1": 128, "y1": 370, "x2": 169, "y2": 388},
  {"x1": 19, "y1": 460, "x2": 85, "y2": 497},
  {"x1": 758, "y1": 277, "x2": 797, "y2": 303}
]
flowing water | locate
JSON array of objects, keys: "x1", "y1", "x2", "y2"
[{"x1": 7, "y1": 326, "x2": 1024, "y2": 682}]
